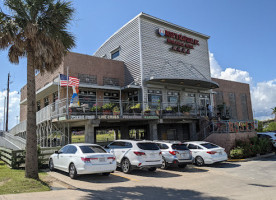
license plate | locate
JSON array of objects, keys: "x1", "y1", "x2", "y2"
[
  {"x1": 99, "y1": 158, "x2": 105, "y2": 162},
  {"x1": 219, "y1": 152, "x2": 222, "y2": 155}
]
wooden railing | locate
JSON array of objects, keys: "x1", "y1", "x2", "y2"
[{"x1": 0, "y1": 147, "x2": 60, "y2": 169}]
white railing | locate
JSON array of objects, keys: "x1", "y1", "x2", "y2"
[
  {"x1": 9, "y1": 121, "x2": 26, "y2": 135},
  {"x1": 2, "y1": 132, "x2": 26, "y2": 149}
]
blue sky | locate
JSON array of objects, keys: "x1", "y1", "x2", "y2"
[{"x1": 0, "y1": 0, "x2": 276, "y2": 128}]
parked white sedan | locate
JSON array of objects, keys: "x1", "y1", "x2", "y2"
[
  {"x1": 49, "y1": 143, "x2": 116, "y2": 179},
  {"x1": 184, "y1": 141, "x2": 228, "y2": 166}
]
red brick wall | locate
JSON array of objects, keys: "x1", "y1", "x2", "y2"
[
  {"x1": 212, "y1": 78, "x2": 253, "y2": 121},
  {"x1": 64, "y1": 52, "x2": 125, "y2": 87},
  {"x1": 20, "y1": 52, "x2": 126, "y2": 121}
]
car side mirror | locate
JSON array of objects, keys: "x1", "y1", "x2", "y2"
[{"x1": 55, "y1": 151, "x2": 59, "y2": 154}]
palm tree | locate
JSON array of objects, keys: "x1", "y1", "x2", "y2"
[
  {"x1": 272, "y1": 107, "x2": 276, "y2": 122},
  {"x1": 0, "y1": 0, "x2": 75, "y2": 179}
]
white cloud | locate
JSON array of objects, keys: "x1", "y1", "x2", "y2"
[
  {"x1": 209, "y1": 52, "x2": 275, "y2": 121},
  {"x1": 209, "y1": 52, "x2": 252, "y2": 84},
  {"x1": 0, "y1": 90, "x2": 20, "y2": 130}
]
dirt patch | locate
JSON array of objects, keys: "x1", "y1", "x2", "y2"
[
  {"x1": 41, "y1": 174, "x2": 76, "y2": 190},
  {"x1": 0, "y1": 178, "x2": 11, "y2": 186}
]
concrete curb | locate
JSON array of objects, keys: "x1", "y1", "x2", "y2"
[{"x1": 227, "y1": 152, "x2": 275, "y2": 162}]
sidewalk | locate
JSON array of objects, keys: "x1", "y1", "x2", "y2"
[{"x1": 0, "y1": 190, "x2": 87, "y2": 200}]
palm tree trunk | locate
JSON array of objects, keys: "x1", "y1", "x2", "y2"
[{"x1": 25, "y1": 51, "x2": 38, "y2": 179}]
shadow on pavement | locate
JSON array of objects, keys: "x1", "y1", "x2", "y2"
[
  {"x1": 52, "y1": 169, "x2": 131, "y2": 184},
  {"x1": 205, "y1": 162, "x2": 241, "y2": 168},
  {"x1": 127, "y1": 169, "x2": 181, "y2": 178},
  {"x1": 78, "y1": 186, "x2": 229, "y2": 200},
  {"x1": 256, "y1": 155, "x2": 276, "y2": 162},
  {"x1": 164, "y1": 165, "x2": 209, "y2": 173}
]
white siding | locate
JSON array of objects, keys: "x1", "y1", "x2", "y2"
[
  {"x1": 140, "y1": 17, "x2": 211, "y2": 81},
  {"x1": 94, "y1": 18, "x2": 141, "y2": 85}
]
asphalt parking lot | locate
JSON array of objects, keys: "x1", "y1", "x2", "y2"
[{"x1": 1, "y1": 155, "x2": 275, "y2": 200}]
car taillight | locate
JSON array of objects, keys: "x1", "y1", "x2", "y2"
[
  {"x1": 133, "y1": 151, "x2": 146, "y2": 156},
  {"x1": 159, "y1": 151, "x2": 162, "y2": 155},
  {"x1": 81, "y1": 157, "x2": 91, "y2": 163},
  {"x1": 107, "y1": 157, "x2": 115, "y2": 161},
  {"x1": 206, "y1": 151, "x2": 217, "y2": 154},
  {"x1": 169, "y1": 151, "x2": 179, "y2": 155}
]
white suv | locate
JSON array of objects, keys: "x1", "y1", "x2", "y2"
[{"x1": 105, "y1": 140, "x2": 162, "y2": 173}]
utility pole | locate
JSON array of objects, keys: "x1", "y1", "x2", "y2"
[
  {"x1": 3, "y1": 96, "x2": 6, "y2": 131},
  {"x1": 6, "y1": 73, "x2": 10, "y2": 131}
]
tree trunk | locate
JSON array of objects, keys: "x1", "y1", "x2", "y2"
[{"x1": 25, "y1": 51, "x2": 38, "y2": 179}]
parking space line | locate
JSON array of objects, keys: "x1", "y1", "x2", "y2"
[{"x1": 111, "y1": 173, "x2": 140, "y2": 181}]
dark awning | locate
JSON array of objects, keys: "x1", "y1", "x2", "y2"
[{"x1": 145, "y1": 77, "x2": 219, "y2": 89}]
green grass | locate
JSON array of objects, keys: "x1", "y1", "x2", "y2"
[
  {"x1": 0, "y1": 161, "x2": 50, "y2": 195},
  {"x1": 71, "y1": 135, "x2": 85, "y2": 143},
  {"x1": 71, "y1": 132, "x2": 116, "y2": 143}
]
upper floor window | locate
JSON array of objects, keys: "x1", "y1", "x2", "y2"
[
  {"x1": 78, "y1": 74, "x2": 97, "y2": 84},
  {"x1": 44, "y1": 97, "x2": 49, "y2": 107},
  {"x1": 111, "y1": 50, "x2": 120, "y2": 59},
  {"x1": 37, "y1": 101, "x2": 41, "y2": 111}
]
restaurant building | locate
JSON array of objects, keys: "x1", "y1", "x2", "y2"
[{"x1": 18, "y1": 13, "x2": 253, "y2": 147}]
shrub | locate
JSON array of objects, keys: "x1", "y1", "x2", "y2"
[
  {"x1": 230, "y1": 147, "x2": 244, "y2": 159},
  {"x1": 91, "y1": 104, "x2": 101, "y2": 112},
  {"x1": 232, "y1": 136, "x2": 273, "y2": 158},
  {"x1": 102, "y1": 103, "x2": 114, "y2": 111}
]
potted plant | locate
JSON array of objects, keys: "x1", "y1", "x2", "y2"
[
  {"x1": 90, "y1": 104, "x2": 101, "y2": 113},
  {"x1": 130, "y1": 103, "x2": 141, "y2": 114},
  {"x1": 144, "y1": 106, "x2": 151, "y2": 116},
  {"x1": 113, "y1": 106, "x2": 120, "y2": 115},
  {"x1": 102, "y1": 103, "x2": 114, "y2": 115},
  {"x1": 180, "y1": 105, "x2": 192, "y2": 115},
  {"x1": 165, "y1": 106, "x2": 173, "y2": 114}
]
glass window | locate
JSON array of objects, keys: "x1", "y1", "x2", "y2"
[
  {"x1": 67, "y1": 146, "x2": 78, "y2": 154},
  {"x1": 111, "y1": 50, "x2": 120, "y2": 59},
  {"x1": 108, "y1": 141, "x2": 125, "y2": 149},
  {"x1": 187, "y1": 144, "x2": 198, "y2": 149},
  {"x1": 157, "y1": 143, "x2": 169, "y2": 149},
  {"x1": 37, "y1": 101, "x2": 41, "y2": 111},
  {"x1": 200, "y1": 143, "x2": 218, "y2": 149},
  {"x1": 44, "y1": 97, "x2": 49, "y2": 107},
  {"x1": 80, "y1": 145, "x2": 106, "y2": 153},
  {"x1": 137, "y1": 142, "x2": 159, "y2": 150},
  {"x1": 172, "y1": 144, "x2": 189, "y2": 150},
  {"x1": 59, "y1": 145, "x2": 70, "y2": 154}
]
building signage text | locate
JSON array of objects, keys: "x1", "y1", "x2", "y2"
[{"x1": 158, "y1": 28, "x2": 199, "y2": 55}]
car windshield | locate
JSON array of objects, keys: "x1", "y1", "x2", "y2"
[
  {"x1": 172, "y1": 144, "x2": 189, "y2": 150},
  {"x1": 80, "y1": 145, "x2": 106, "y2": 154},
  {"x1": 200, "y1": 143, "x2": 219, "y2": 149},
  {"x1": 137, "y1": 142, "x2": 159, "y2": 150}
]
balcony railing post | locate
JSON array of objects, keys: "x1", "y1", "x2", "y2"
[{"x1": 95, "y1": 98, "x2": 98, "y2": 118}]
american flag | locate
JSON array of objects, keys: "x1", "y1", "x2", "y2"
[{"x1": 60, "y1": 74, "x2": 79, "y2": 87}]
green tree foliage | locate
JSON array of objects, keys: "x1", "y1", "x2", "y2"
[
  {"x1": 0, "y1": 0, "x2": 75, "y2": 179},
  {"x1": 264, "y1": 122, "x2": 276, "y2": 132}
]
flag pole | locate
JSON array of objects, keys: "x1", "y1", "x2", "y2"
[
  {"x1": 58, "y1": 74, "x2": 60, "y2": 100},
  {"x1": 66, "y1": 67, "x2": 69, "y2": 118}
]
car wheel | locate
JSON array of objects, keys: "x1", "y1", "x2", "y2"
[
  {"x1": 148, "y1": 167, "x2": 157, "y2": 172},
  {"x1": 195, "y1": 156, "x2": 204, "y2": 166},
  {"x1": 49, "y1": 159, "x2": 55, "y2": 171},
  {"x1": 161, "y1": 157, "x2": 168, "y2": 169},
  {"x1": 178, "y1": 164, "x2": 187, "y2": 168},
  {"x1": 69, "y1": 163, "x2": 77, "y2": 179},
  {"x1": 121, "y1": 158, "x2": 132, "y2": 174},
  {"x1": 102, "y1": 172, "x2": 110, "y2": 176}
]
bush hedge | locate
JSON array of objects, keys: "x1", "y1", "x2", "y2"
[{"x1": 230, "y1": 136, "x2": 273, "y2": 159}]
